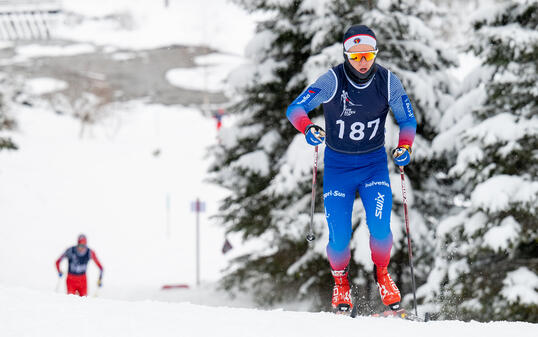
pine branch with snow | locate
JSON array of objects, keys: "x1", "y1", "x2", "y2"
[{"x1": 422, "y1": 0, "x2": 538, "y2": 322}]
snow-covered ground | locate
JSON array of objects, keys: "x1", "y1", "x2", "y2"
[
  {"x1": 166, "y1": 53, "x2": 246, "y2": 93},
  {"x1": 1, "y1": 285, "x2": 536, "y2": 337},
  {"x1": 58, "y1": 0, "x2": 256, "y2": 53}
]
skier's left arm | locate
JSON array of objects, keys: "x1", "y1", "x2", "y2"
[
  {"x1": 388, "y1": 72, "x2": 417, "y2": 166},
  {"x1": 90, "y1": 250, "x2": 104, "y2": 286}
]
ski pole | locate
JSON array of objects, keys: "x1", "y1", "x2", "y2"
[
  {"x1": 399, "y1": 166, "x2": 418, "y2": 316},
  {"x1": 55, "y1": 273, "x2": 63, "y2": 293},
  {"x1": 94, "y1": 275, "x2": 102, "y2": 297},
  {"x1": 306, "y1": 145, "x2": 319, "y2": 242}
]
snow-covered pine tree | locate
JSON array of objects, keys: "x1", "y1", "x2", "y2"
[
  {"x1": 209, "y1": 0, "x2": 367, "y2": 309},
  {"x1": 0, "y1": 108, "x2": 17, "y2": 151},
  {"x1": 0, "y1": 74, "x2": 19, "y2": 151},
  {"x1": 210, "y1": 0, "x2": 456, "y2": 311},
  {"x1": 422, "y1": 0, "x2": 538, "y2": 321}
]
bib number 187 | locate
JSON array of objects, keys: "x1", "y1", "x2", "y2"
[{"x1": 336, "y1": 118, "x2": 380, "y2": 141}]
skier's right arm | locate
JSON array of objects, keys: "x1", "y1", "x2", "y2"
[
  {"x1": 286, "y1": 70, "x2": 337, "y2": 134},
  {"x1": 55, "y1": 250, "x2": 67, "y2": 276}
]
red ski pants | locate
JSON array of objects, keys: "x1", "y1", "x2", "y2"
[{"x1": 66, "y1": 274, "x2": 87, "y2": 296}]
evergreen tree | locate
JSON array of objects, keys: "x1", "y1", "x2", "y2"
[
  {"x1": 0, "y1": 75, "x2": 19, "y2": 152},
  {"x1": 210, "y1": 0, "x2": 455, "y2": 311},
  {"x1": 210, "y1": 0, "x2": 363, "y2": 309},
  {"x1": 422, "y1": 0, "x2": 538, "y2": 321}
]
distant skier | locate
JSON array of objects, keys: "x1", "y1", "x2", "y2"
[
  {"x1": 55, "y1": 234, "x2": 104, "y2": 296},
  {"x1": 286, "y1": 25, "x2": 417, "y2": 313}
]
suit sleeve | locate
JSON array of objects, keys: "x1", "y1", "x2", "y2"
[
  {"x1": 388, "y1": 71, "x2": 417, "y2": 148},
  {"x1": 90, "y1": 250, "x2": 103, "y2": 271},
  {"x1": 286, "y1": 70, "x2": 337, "y2": 134},
  {"x1": 55, "y1": 250, "x2": 67, "y2": 273}
]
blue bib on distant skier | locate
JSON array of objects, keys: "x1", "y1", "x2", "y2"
[
  {"x1": 66, "y1": 246, "x2": 91, "y2": 275},
  {"x1": 323, "y1": 64, "x2": 390, "y2": 154}
]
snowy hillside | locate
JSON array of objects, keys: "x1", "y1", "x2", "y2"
[
  {"x1": 0, "y1": 0, "x2": 255, "y2": 300},
  {"x1": 57, "y1": 0, "x2": 255, "y2": 53}
]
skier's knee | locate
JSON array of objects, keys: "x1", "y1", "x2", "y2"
[{"x1": 329, "y1": 234, "x2": 352, "y2": 252}]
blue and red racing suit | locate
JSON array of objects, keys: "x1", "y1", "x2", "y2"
[
  {"x1": 286, "y1": 63, "x2": 416, "y2": 271},
  {"x1": 56, "y1": 246, "x2": 103, "y2": 296}
]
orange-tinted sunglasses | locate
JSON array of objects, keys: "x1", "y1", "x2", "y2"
[{"x1": 344, "y1": 49, "x2": 378, "y2": 62}]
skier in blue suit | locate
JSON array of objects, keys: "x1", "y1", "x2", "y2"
[{"x1": 286, "y1": 25, "x2": 417, "y2": 312}]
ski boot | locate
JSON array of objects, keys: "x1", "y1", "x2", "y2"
[
  {"x1": 375, "y1": 266, "x2": 401, "y2": 310},
  {"x1": 331, "y1": 268, "x2": 353, "y2": 314}
]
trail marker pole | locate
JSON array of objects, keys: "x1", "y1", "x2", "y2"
[{"x1": 191, "y1": 198, "x2": 205, "y2": 286}]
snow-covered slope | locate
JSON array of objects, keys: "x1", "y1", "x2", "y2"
[
  {"x1": 0, "y1": 101, "x2": 230, "y2": 295},
  {"x1": 57, "y1": 0, "x2": 255, "y2": 53},
  {"x1": 1, "y1": 285, "x2": 536, "y2": 337},
  {"x1": 0, "y1": 0, "x2": 256, "y2": 298}
]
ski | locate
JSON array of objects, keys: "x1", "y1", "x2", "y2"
[
  {"x1": 333, "y1": 303, "x2": 354, "y2": 316},
  {"x1": 334, "y1": 310, "x2": 354, "y2": 316},
  {"x1": 370, "y1": 308, "x2": 424, "y2": 322},
  {"x1": 347, "y1": 307, "x2": 426, "y2": 322}
]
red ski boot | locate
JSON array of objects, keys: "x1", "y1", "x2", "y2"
[
  {"x1": 375, "y1": 266, "x2": 401, "y2": 310},
  {"x1": 331, "y1": 268, "x2": 353, "y2": 313}
]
